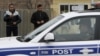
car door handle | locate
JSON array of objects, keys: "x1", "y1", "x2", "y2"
[{"x1": 30, "y1": 52, "x2": 36, "y2": 55}]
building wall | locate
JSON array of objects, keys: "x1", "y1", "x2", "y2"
[
  {"x1": 51, "y1": 0, "x2": 92, "y2": 17},
  {"x1": 0, "y1": 0, "x2": 52, "y2": 9},
  {"x1": 94, "y1": 0, "x2": 100, "y2": 2}
]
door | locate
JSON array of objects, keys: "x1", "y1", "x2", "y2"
[
  {"x1": 39, "y1": 16, "x2": 99, "y2": 56},
  {"x1": 95, "y1": 16, "x2": 100, "y2": 56}
]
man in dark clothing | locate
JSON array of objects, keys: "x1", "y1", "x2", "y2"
[
  {"x1": 4, "y1": 3, "x2": 21, "y2": 37},
  {"x1": 31, "y1": 4, "x2": 49, "y2": 29}
]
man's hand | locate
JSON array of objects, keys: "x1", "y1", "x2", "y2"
[
  {"x1": 13, "y1": 22, "x2": 16, "y2": 25},
  {"x1": 37, "y1": 21, "x2": 41, "y2": 24},
  {"x1": 41, "y1": 20, "x2": 44, "y2": 23}
]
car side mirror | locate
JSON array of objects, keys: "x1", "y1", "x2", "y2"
[{"x1": 44, "y1": 33, "x2": 55, "y2": 42}]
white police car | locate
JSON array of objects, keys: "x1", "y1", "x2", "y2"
[{"x1": 0, "y1": 8, "x2": 100, "y2": 56}]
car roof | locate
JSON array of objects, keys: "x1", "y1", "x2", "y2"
[{"x1": 79, "y1": 8, "x2": 100, "y2": 13}]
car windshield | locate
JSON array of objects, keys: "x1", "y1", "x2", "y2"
[{"x1": 19, "y1": 15, "x2": 64, "y2": 42}]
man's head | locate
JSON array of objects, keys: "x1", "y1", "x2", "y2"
[
  {"x1": 37, "y1": 4, "x2": 43, "y2": 11},
  {"x1": 9, "y1": 3, "x2": 15, "y2": 13}
]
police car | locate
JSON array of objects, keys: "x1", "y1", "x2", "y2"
[{"x1": 0, "y1": 8, "x2": 100, "y2": 56}]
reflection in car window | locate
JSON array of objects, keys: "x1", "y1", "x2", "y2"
[
  {"x1": 52, "y1": 16, "x2": 97, "y2": 42},
  {"x1": 23, "y1": 15, "x2": 64, "y2": 42}
]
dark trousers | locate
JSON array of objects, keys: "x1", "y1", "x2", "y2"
[{"x1": 6, "y1": 26, "x2": 18, "y2": 37}]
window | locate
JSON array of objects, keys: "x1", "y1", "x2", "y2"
[
  {"x1": 23, "y1": 15, "x2": 64, "y2": 42},
  {"x1": 52, "y1": 16, "x2": 97, "y2": 42},
  {"x1": 60, "y1": 5, "x2": 68, "y2": 13},
  {"x1": 60, "y1": 4, "x2": 88, "y2": 13},
  {"x1": 70, "y1": 5, "x2": 88, "y2": 11}
]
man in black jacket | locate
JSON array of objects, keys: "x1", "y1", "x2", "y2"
[
  {"x1": 4, "y1": 3, "x2": 21, "y2": 37},
  {"x1": 31, "y1": 4, "x2": 49, "y2": 29}
]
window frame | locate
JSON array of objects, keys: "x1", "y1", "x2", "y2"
[
  {"x1": 39, "y1": 15, "x2": 100, "y2": 42},
  {"x1": 59, "y1": 4, "x2": 89, "y2": 14}
]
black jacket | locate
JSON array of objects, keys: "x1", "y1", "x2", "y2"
[
  {"x1": 4, "y1": 10, "x2": 21, "y2": 27},
  {"x1": 31, "y1": 11, "x2": 49, "y2": 25}
]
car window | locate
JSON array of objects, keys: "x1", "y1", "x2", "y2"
[
  {"x1": 23, "y1": 15, "x2": 64, "y2": 42},
  {"x1": 52, "y1": 16, "x2": 98, "y2": 42}
]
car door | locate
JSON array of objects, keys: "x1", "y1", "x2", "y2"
[
  {"x1": 95, "y1": 16, "x2": 100, "y2": 56},
  {"x1": 39, "y1": 16, "x2": 99, "y2": 56},
  {"x1": 98, "y1": 37, "x2": 100, "y2": 55}
]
